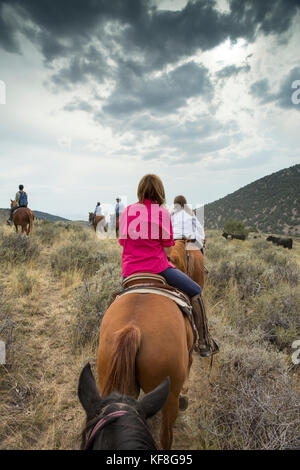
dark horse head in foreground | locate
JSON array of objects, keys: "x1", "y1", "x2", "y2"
[{"x1": 78, "y1": 363, "x2": 170, "y2": 450}]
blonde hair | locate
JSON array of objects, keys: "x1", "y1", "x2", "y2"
[{"x1": 137, "y1": 174, "x2": 166, "y2": 206}]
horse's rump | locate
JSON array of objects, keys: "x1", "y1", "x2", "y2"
[
  {"x1": 13, "y1": 207, "x2": 34, "y2": 233},
  {"x1": 186, "y1": 249, "x2": 204, "y2": 286},
  {"x1": 97, "y1": 294, "x2": 193, "y2": 398},
  {"x1": 170, "y1": 240, "x2": 187, "y2": 272},
  {"x1": 170, "y1": 240, "x2": 204, "y2": 289},
  {"x1": 95, "y1": 215, "x2": 105, "y2": 224}
]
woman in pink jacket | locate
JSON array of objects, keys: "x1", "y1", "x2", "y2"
[{"x1": 119, "y1": 174, "x2": 218, "y2": 357}]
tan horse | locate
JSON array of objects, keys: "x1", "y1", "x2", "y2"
[
  {"x1": 170, "y1": 240, "x2": 205, "y2": 289},
  {"x1": 88, "y1": 212, "x2": 107, "y2": 233},
  {"x1": 97, "y1": 292, "x2": 194, "y2": 450},
  {"x1": 10, "y1": 200, "x2": 34, "y2": 235}
]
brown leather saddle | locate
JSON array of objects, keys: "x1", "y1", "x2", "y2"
[
  {"x1": 122, "y1": 272, "x2": 168, "y2": 289},
  {"x1": 114, "y1": 273, "x2": 198, "y2": 348}
]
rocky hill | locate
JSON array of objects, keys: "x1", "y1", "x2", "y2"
[
  {"x1": 204, "y1": 164, "x2": 300, "y2": 235},
  {"x1": 0, "y1": 208, "x2": 69, "y2": 223}
]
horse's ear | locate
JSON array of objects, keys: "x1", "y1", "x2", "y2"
[
  {"x1": 139, "y1": 377, "x2": 170, "y2": 419},
  {"x1": 78, "y1": 363, "x2": 102, "y2": 420}
]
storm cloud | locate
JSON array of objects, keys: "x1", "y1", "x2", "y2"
[
  {"x1": 1, "y1": 0, "x2": 300, "y2": 77},
  {"x1": 1, "y1": 0, "x2": 300, "y2": 115},
  {"x1": 0, "y1": 0, "x2": 299, "y2": 218},
  {"x1": 250, "y1": 67, "x2": 300, "y2": 110},
  {"x1": 103, "y1": 61, "x2": 213, "y2": 116}
]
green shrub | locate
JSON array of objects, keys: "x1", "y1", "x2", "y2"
[
  {"x1": 219, "y1": 282, "x2": 299, "y2": 350},
  {"x1": 206, "y1": 255, "x2": 266, "y2": 299},
  {"x1": 205, "y1": 237, "x2": 241, "y2": 263},
  {"x1": 207, "y1": 249, "x2": 298, "y2": 300},
  {"x1": 250, "y1": 288, "x2": 300, "y2": 349},
  {"x1": 50, "y1": 242, "x2": 109, "y2": 277},
  {"x1": 205, "y1": 240, "x2": 227, "y2": 262},
  {"x1": 204, "y1": 342, "x2": 299, "y2": 449},
  {"x1": 71, "y1": 261, "x2": 122, "y2": 346},
  {"x1": 68, "y1": 229, "x2": 91, "y2": 243},
  {"x1": 14, "y1": 267, "x2": 38, "y2": 296},
  {"x1": 0, "y1": 233, "x2": 40, "y2": 264},
  {"x1": 34, "y1": 221, "x2": 64, "y2": 246},
  {"x1": 223, "y1": 218, "x2": 248, "y2": 237}
]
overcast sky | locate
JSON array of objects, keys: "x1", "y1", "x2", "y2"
[{"x1": 0, "y1": 0, "x2": 299, "y2": 220}]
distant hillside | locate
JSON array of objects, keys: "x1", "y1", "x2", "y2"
[
  {"x1": 204, "y1": 164, "x2": 300, "y2": 235},
  {"x1": 0, "y1": 208, "x2": 70, "y2": 223}
]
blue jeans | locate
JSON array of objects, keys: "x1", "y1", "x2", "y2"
[{"x1": 159, "y1": 267, "x2": 202, "y2": 297}]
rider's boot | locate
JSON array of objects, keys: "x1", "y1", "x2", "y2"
[
  {"x1": 190, "y1": 293, "x2": 219, "y2": 357},
  {"x1": 7, "y1": 209, "x2": 14, "y2": 226}
]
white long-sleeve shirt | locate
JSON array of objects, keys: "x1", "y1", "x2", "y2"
[
  {"x1": 171, "y1": 209, "x2": 205, "y2": 247},
  {"x1": 95, "y1": 205, "x2": 102, "y2": 216}
]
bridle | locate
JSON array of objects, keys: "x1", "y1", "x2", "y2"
[
  {"x1": 84, "y1": 403, "x2": 157, "y2": 450},
  {"x1": 85, "y1": 409, "x2": 128, "y2": 449}
]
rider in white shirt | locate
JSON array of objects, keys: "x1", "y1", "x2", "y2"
[
  {"x1": 90, "y1": 202, "x2": 102, "y2": 225},
  {"x1": 95, "y1": 202, "x2": 102, "y2": 216},
  {"x1": 171, "y1": 195, "x2": 205, "y2": 252}
]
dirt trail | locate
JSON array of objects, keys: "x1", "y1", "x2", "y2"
[
  {"x1": 0, "y1": 266, "x2": 87, "y2": 449},
  {"x1": 27, "y1": 275, "x2": 99, "y2": 450}
]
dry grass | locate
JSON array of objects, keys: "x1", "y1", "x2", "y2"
[{"x1": 0, "y1": 223, "x2": 299, "y2": 450}]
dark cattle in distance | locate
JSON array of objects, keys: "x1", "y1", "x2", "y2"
[
  {"x1": 231, "y1": 234, "x2": 246, "y2": 241},
  {"x1": 222, "y1": 232, "x2": 245, "y2": 241},
  {"x1": 266, "y1": 236, "x2": 293, "y2": 249}
]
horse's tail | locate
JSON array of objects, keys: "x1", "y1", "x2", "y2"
[
  {"x1": 102, "y1": 325, "x2": 141, "y2": 397},
  {"x1": 29, "y1": 211, "x2": 34, "y2": 234}
]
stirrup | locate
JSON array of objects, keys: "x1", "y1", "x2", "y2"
[
  {"x1": 194, "y1": 338, "x2": 219, "y2": 357},
  {"x1": 179, "y1": 395, "x2": 189, "y2": 411}
]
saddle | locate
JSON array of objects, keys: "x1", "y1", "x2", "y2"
[
  {"x1": 12, "y1": 206, "x2": 27, "y2": 214},
  {"x1": 122, "y1": 272, "x2": 167, "y2": 289},
  {"x1": 114, "y1": 273, "x2": 198, "y2": 347}
]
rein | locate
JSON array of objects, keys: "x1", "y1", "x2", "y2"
[
  {"x1": 84, "y1": 404, "x2": 156, "y2": 450},
  {"x1": 85, "y1": 410, "x2": 128, "y2": 449}
]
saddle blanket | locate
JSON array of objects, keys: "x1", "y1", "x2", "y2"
[{"x1": 115, "y1": 285, "x2": 192, "y2": 311}]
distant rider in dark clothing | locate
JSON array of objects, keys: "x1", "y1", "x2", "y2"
[
  {"x1": 115, "y1": 197, "x2": 124, "y2": 238},
  {"x1": 7, "y1": 184, "x2": 28, "y2": 225}
]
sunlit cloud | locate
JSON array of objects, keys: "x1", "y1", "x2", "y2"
[{"x1": 0, "y1": 0, "x2": 299, "y2": 219}]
